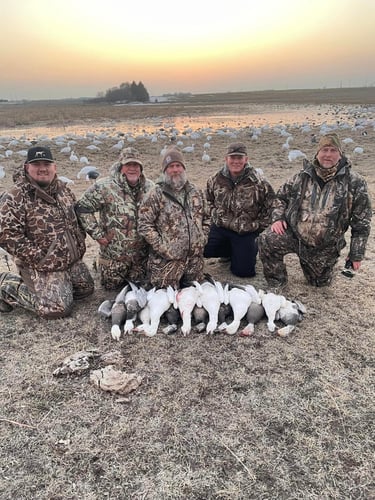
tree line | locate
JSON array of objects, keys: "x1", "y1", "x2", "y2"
[{"x1": 96, "y1": 81, "x2": 150, "y2": 103}]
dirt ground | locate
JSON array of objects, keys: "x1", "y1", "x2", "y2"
[{"x1": 0, "y1": 92, "x2": 374, "y2": 499}]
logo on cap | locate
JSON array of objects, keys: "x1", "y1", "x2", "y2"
[{"x1": 27, "y1": 146, "x2": 54, "y2": 163}]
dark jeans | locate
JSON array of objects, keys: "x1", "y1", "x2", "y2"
[{"x1": 204, "y1": 224, "x2": 258, "y2": 278}]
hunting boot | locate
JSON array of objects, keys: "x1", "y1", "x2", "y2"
[
  {"x1": 0, "y1": 297, "x2": 13, "y2": 312},
  {"x1": 0, "y1": 272, "x2": 37, "y2": 313},
  {"x1": 0, "y1": 272, "x2": 14, "y2": 312}
]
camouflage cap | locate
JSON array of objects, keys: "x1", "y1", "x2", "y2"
[
  {"x1": 317, "y1": 133, "x2": 342, "y2": 153},
  {"x1": 226, "y1": 142, "x2": 248, "y2": 156},
  {"x1": 161, "y1": 147, "x2": 185, "y2": 171},
  {"x1": 119, "y1": 147, "x2": 143, "y2": 168}
]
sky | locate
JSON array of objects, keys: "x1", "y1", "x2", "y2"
[{"x1": 1, "y1": 0, "x2": 375, "y2": 100}]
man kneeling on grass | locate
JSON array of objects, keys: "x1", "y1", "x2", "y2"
[
  {"x1": 258, "y1": 133, "x2": 372, "y2": 289},
  {"x1": 0, "y1": 146, "x2": 94, "y2": 318}
]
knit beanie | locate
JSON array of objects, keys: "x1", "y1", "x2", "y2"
[
  {"x1": 161, "y1": 147, "x2": 185, "y2": 171},
  {"x1": 317, "y1": 133, "x2": 342, "y2": 153}
]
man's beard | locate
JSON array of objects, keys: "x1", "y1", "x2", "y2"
[
  {"x1": 36, "y1": 180, "x2": 51, "y2": 188},
  {"x1": 164, "y1": 171, "x2": 187, "y2": 190}
]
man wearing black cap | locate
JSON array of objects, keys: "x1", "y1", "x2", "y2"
[
  {"x1": 258, "y1": 133, "x2": 372, "y2": 288},
  {"x1": 204, "y1": 142, "x2": 275, "y2": 278},
  {"x1": 0, "y1": 145, "x2": 94, "y2": 318}
]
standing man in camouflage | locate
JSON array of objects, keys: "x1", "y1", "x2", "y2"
[
  {"x1": 0, "y1": 146, "x2": 94, "y2": 318},
  {"x1": 138, "y1": 146, "x2": 210, "y2": 289},
  {"x1": 204, "y1": 142, "x2": 275, "y2": 278},
  {"x1": 76, "y1": 147, "x2": 154, "y2": 290},
  {"x1": 258, "y1": 133, "x2": 372, "y2": 288}
]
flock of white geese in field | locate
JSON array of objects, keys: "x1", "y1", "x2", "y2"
[{"x1": 0, "y1": 106, "x2": 373, "y2": 183}]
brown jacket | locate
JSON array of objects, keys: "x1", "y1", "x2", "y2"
[
  {"x1": 206, "y1": 164, "x2": 275, "y2": 234},
  {"x1": 0, "y1": 171, "x2": 86, "y2": 272}
]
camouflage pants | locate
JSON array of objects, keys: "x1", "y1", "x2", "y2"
[
  {"x1": 98, "y1": 257, "x2": 147, "y2": 291},
  {"x1": 0, "y1": 260, "x2": 94, "y2": 319},
  {"x1": 147, "y1": 252, "x2": 205, "y2": 289},
  {"x1": 258, "y1": 226, "x2": 345, "y2": 287}
]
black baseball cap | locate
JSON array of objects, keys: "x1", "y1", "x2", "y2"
[{"x1": 27, "y1": 146, "x2": 54, "y2": 163}]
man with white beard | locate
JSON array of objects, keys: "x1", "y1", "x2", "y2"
[{"x1": 138, "y1": 147, "x2": 210, "y2": 289}]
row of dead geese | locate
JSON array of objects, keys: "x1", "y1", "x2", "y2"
[{"x1": 98, "y1": 275, "x2": 306, "y2": 340}]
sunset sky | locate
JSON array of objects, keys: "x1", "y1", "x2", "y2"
[{"x1": 2, "y1": 0, "x2": 374, "y2": 100}]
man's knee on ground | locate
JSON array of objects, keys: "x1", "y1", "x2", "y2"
[
  {"x1": 230, "y1": 260, "x2": 256, "y2": 278},
  {"x1": 73, "y1": 284, "x2": 95, "y2": 299},
  {"x1": 231, "y1": 268, "x2": 256, "y2": 278},
  {"x1": 38, "y1": 303, "x2": 73, "y2": 319}
]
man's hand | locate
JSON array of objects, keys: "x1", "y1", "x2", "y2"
[
  {"x1": 97, "y1": 230, "x2": 115, "y2": 247},
  {"x1": 97, "y1": 237, "x2": 110, "y2": 246},
  {"x1": 271, "y1": 220, "x2": 287, "y2": 235},
  {"x1": 352, "y1": 261, "x2": 361, "y2": 271}
]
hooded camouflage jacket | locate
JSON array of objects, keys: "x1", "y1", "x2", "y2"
[
  {"x1": 138, "y1": 180, "x2": 210, "y2": 261},
  {"x1": 271, "y1": 157, "x2": 372, "y2": 259},
  {"x1": 75, "y1": 168, "x2": 154, "y2": 262},
  {"x1": 206, "y1": 164, "x2": 275, "y2": 234},
  {"x1": 0, "y1": 171, "x2": 86, "y2": 272}
]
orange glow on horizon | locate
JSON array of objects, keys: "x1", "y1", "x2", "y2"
[{"x1": 2, "y1": 0, "x2": 375, "y2": 99}]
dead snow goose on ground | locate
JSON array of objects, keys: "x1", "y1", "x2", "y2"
[
  {"x1": 191, "y1": 279, "x2": 226, "y2": 334},
  {"x1": 134, "y1": 286, "x2": 177, "y2": 337},
  {"x1": 108, "y1": 284, "x2": 129, "y2": 341},
  {"x1": 258, "y1": 290, "x2": 287, "y2": 333},
  {"x1": 217, "y1": 283, "x2": 255, "y2": 335},
  {"x1": 176, "y1": 285, "x2": 201, "y2": 336},
  {"x1": 100, "y1": 282, "x2": 146, "y2": 341},
  {"x1": 122, "y1": 282, "x2": 148, "y2": 334}
]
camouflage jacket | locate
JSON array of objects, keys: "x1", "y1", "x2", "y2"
[
  {"x1": 75, "y1": 169, "x2": 154, "y2": 262},
  {"x1": 272, "y1": 157, "x2": 372, "y2": 259},
  {"x1": 138, "y1": 180, "x2": 210, "y2": 261},
  {"x1": 0, "y1": 171, "x2": 86, "y2": 272},
  {"x1": 206, "y1": 164, "x2": 275, "y2": 234}
]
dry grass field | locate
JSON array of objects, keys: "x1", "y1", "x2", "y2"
[{"x1": 0, "y1": 89, "x2": 374, "y2": 499}]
